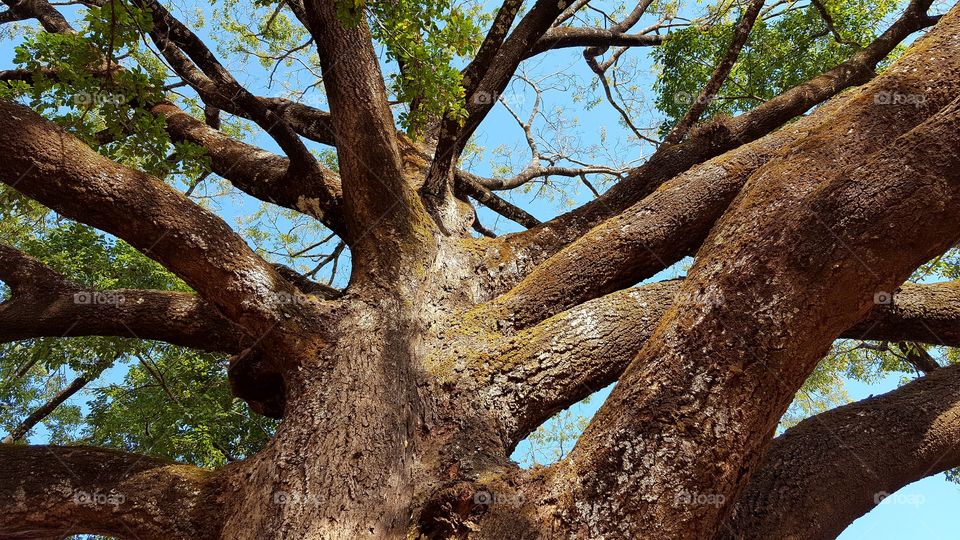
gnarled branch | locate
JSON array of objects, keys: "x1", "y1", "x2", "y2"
[
  {"x1": 0, "y1": 99, "x2": 303, "y2": 339},
  {"x1": 726, "y1": 364, "x2": 960, "y2": 540},
  {"x1": 0, "y1": 445, "x2": 225, "y2": 539}
]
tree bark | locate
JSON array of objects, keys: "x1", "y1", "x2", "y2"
[
  {"x1": 537, "y1": 9, "x2": 960, "y2": 537},
  {"x1": 726, "y1": 364, "x2": 960, "y2": 540},
  {"x1": 2, "y1": 0, "x2": 959, "y2": 538}
]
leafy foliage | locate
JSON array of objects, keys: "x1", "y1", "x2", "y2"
[
  {"x1": 653, "y1": 0, "x2": 902, "y2": 134},
  {"x1": 340, "y1": 0, "x2": 488, "y2": 134}
]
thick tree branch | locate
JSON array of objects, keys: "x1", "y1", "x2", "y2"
[
  {"x1": 483, "y1": 279, "x2": 960, "y2": 446},
  {"x1": 473, "y1": 91, "x2": 851, "y2": 329},
  {"x1": 0, "y1": 244, "x2": 248, "y2": 352},
  {"x1": 4, "y1": 0, "x2": 347, "y2": 235},
  {"x1": 302, "y1": 1, "x2": 435, "y2": 271},
  {"x1": 454, "y1": 170, "x2": 542, "y2": 229},
  {"x1": 726, "y1": 364, "x2": 960, "y2": 540},
  {"x1": 461, "y1": 0, "x2": 524, "y2": 96},
  {"x1": 0, "y1": 8, "x2": 28, "y2": 24},
  {"x1": 488, "y1": 0, "x2": 938, "y2": 287},
  {"x1": 154, "y1": 102, "x2": 346, "y2": 234},
  {"x1": 540, "y1": 11, "x2": 960, "y2": 535},
  {"x1": 0, "y1": 445, "x2": 225, "y2": 539},
  {"x1": 0, "y1": 0, "x2": 70, "y2": 32},
  {"x1": 0, "y1": 99, "x2": 304, "y2": 339},
  {"x1": 136, "y1": 0, "x2": 324, "y2": 178},
  {"x1": 426, "y1": 0, "x2": 574, "y2": 202},
  {"x1": 846, "y1": 280, "x2": 960, "y2": 346}
]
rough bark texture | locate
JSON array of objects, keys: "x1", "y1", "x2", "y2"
[
  {"x1": 2, "y1": 0, "x2": 960, "y2": 538},
  {"x1": 723, "y1": 364, "x2": 960, "y2": 540},
  {"x1": 0, "y1": 445, "x2": 224, "y2": 539},
  {"x1": 536, "y1": 9, "x2": 960, "y2": 538}
]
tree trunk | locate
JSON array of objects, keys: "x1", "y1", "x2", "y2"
[{"x1": 3, "y1": 0, "x2": 960, "y2": 538}]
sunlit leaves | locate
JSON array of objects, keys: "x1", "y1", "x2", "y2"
[
  {"x1": 345, "y1": 0, "x2": 487, "y2": 134},
  {"x1": 653, "y1": 0, "x2": 903, "y2": 134},
  {"x1": 85, "y1": 345, "x2": 276, "y2": 467}
]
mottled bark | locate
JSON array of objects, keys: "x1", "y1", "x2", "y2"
[
  {"x1": 0, "y1": 445, "x2": 225, "y2": 539},
  {"x1": 726, "y1": 364, "x2": 960, "y2": 540},
  {"x1": 540, "y1": 10, "x2": 960, "y2": 537}
]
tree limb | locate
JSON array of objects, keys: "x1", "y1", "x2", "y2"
[
  {"x1": 154, "y1": 102, "x2": 346, "y2": 234},
  {"x1": 5, "y1": 0, "x2": 347, "y2": 235},
  {"x1": 426, "y1": 0, "x2": 575, "y2": 203},
  {"x1": 2, "y1": 359, "x2": 113, "y2": 443},
  {"x1": 136, "y1": 0, "x2": 324, "y2": 178},
  {"x1": 483, "y1": 279, "x2": 960, "y2": 447},
  {"x1": 472, "y1": 90, "x2": 850, "y2": 329},
  {"x1": 300, "y1": 0, "x2": 435, "y2": 272},
  {"x1": 725, "y1": 364, "x2": 960, "y2": 540},
  {"x1": 0, "y1": 244, "x2": 248, "y2": 352},
  {"x1": 454, "y1": 170, "x2": 542, "y2": 229},
  {"x1": 0, "y1": 445, "x2": 225, "y2": 539},
  {"x1": 0, "y1": 99, "x2": 304, "y2": 339},
  {"x1": 540, "y1": 11, "x2": 960, "y2": 535},
  {"x1": 488, "y1": 0, "x2": 938, "y2": 288},
  {"x1": 527, "y1": 27, "x2": 667, "y2": 57}
]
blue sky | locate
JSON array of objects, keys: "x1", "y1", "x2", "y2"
[{"x1": 2, "y1": 0, "x2": 958, "y2": 537}]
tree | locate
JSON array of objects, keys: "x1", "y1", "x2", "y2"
[{"x1": 1, "y1": 0, "x2": 960, "y2": 537}]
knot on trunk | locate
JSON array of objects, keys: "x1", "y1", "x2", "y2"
[
  {"x1": 416, "y1": 481, "x2": 486, "y2": 538},
  {"x1": 227, "y1": 347, "x2": 285, "y2": 418}
]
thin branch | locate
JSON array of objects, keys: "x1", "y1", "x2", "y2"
[{"x1": 663, "y1": 0, "x2": 766, "y2": 144}]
